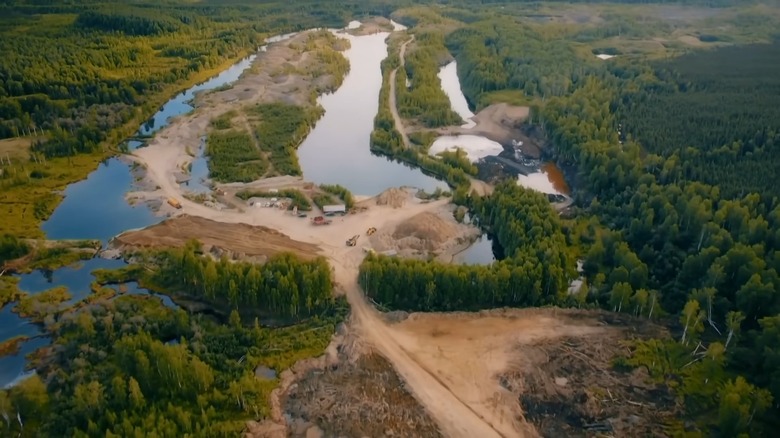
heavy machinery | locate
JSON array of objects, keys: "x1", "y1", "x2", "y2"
[
  {"x1": 167, "y1": 198, "x2": 182, "y2": 209},
  {"x1": 366, "y1": 227, "x2": 377, "y2": 236},
  {"x1": 346, "y1": 234, "x2": 360, "y2": 247},
  {"x1": 311, "y1": 216, "x2": 332, "y2": 226}
]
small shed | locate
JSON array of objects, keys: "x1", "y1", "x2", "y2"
[{"x1": 323, "y1": 204, "x2": 346, "y2": 214}]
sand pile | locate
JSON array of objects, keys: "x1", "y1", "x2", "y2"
[
  {"x1": 370, "y1": 211, "x2": 476, "y2": 255},
  {"x1": 375, "y1": 188, "x2": 408, "y2": 208},
  {"x1": 393, "y1": 212, "x2": 459, "y2": 244}
]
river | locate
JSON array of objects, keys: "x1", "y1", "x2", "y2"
[
  {"x1": 0, "y1": 21, "x2": 455, "y2": 387},
  {"x1": 297, "y1": 31, "x2": 447, "y2": 196}
]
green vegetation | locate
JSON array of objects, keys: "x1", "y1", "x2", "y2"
[
  {"x1": 27, "y1": 248, "x2": 95, "y2": 272},
  {"x1": 360, "y1": 183, "x2": 574, "y2": 310},
  {"x1": 1, "y1": 238, "x2": 346, "y2": 435},
  {"x1": 235, "y1": 188, "x2": 312, "y2": 211},
  {"x1": 206, "y1": 130, "x2": 268, "y2": 183},
  {"x1": 301, "y1": 30, "x2": 352, "y2": 93},
  {"x1": 248, "y1": 103, "x2": 324, "y2": 177},
  {"x1": 319, "y1": 184, "x2": 355, "y2": 209},
  {"x1": 14, "y1": 286, "x2": 72, "y2": 322},
  {"x1": 396, "y1": 28, "x2": 463, "y2": 127},
  {"x1": 92, "y1": 264, "x2": 145, "y2": 285},
  {"x1": 0, "y1": 234, "x2": 29, "y2": 264},
  {"x1": 370, "y1": 32, "x2": 472, "y2": 193},
  {"x1": 437, "y1": 149, "x2": 477, "y2": 175},
  {"x1": 210, "y1": 110, "x2": 237, "y2": 130},
  {"x1": 446, "y1": 16, "x2": 593, "y2": 108},
  {"x1": 141, "y1": 241, "x2": 333, "y2": 320},
  {"x1": 0, "y1": 276, "x2": 23, "y2": 309},
  {"x1": 312, "y1": 193, "x2": 337, "y2": 210},
  {"x1": 617, "y1": 43, "x2": 780, "y2": 201},
  {"x1": 0, "y1": 293, "x2": 346, "y2": 437},
  {"x1": 367, "y1": 4, "x2": 780, "y2": 432}
]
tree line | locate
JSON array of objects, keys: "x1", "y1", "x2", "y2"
[
  {"x1": 360, "y1": 183, "x2": 575, "y2": 311},
  {"x1": 141, "y1": 241, "x2": 333, "y2": 320}
]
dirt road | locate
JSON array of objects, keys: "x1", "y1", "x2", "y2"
[{"x1": 389, "y1": 36, "x2": 414, "y2": 149}]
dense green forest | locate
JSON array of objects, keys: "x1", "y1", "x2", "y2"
[
  {"x1": 0, "y1": 294, "x2": 346, "y2": 436},
  {"x1": 140, "y1": 241, "x2": 334, "y2": 320},
  {"x1": 617, "y1": 43, "x2": 780, "y2": 201},
  {"x1": 373, "y1": 5, "x2": 780, "y2": 433},
  {"x1": 360, "y1": 183, "x2": 575, "y2": 310}
]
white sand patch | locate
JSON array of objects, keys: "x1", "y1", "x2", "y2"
[
  {"x1": 596, "y1": 54, "x2": 616, "y2": 60},
  {"x1": 429, "y1": 135, "x2": 504, "y2": 162},
  {"x1": 346, "y1": 20, "x2": 361, "y2": 30}
]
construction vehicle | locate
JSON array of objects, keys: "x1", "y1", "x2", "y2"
[
  {"x1": 167, "y1": 198, "x2": 182, "y2": 209},
  {"x1": 311, "y1": 216, "x2": 332, "y2": 226},
  {"x1": 366, "y1": 227, "x2": 377, "y2": 236},
  {"x1": 346, "y1": 234, "x2": 360, "y2": 247}
]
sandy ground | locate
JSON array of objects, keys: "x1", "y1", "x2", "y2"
[
  {"x1": 111, "y1": 215, "x2": 321, "y2": 261},
  {"x1": 344, "y1": 16, "x2": 395, "y2": 36},
  {"x1": 389, "y1": 36, "x2": 415, "y2": 149}
]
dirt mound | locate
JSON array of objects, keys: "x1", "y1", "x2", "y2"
[
  {"x1": 375, "y1": 187, "x2": 408, "y2": 208},
  {"x1": 111, "y1": 215, "x2": 320, "y2": 261},
  {"x1": 393, "y1": 211, "x2": 459, "y2": 244}
]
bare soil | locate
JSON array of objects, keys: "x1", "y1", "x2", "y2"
[
  {"x1": 283, "y1": 353, "x2": 444, "y2": 438},
  {"x1": 111, "y1": 214, "x2": 321, "y2": 261}
]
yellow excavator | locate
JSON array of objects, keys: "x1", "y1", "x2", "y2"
[{"x1": 366, "y1": 227, "x2": 377, "y2": 236}]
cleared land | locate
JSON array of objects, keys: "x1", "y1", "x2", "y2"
[{"x1": 111, "y1": 215, "x2": 321, "y2": 261}]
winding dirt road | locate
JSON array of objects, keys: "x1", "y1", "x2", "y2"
[{"x1": 388, "y1": 36, "x2": 414, "y2": 149}]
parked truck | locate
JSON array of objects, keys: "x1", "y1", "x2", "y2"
[{"x1": 168, "y1": 198, "x2": 182, "y2": 209}]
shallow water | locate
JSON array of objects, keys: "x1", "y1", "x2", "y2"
[
  {"x1": 437, "y1": 62, "x2": 475, "y2": 129},
  {"x1": 429, "y1": 135, "x2": 504, "y2": 163}
]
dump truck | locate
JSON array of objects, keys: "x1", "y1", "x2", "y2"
[
  {"x1": 311, "y1": 216, "x2": 332, "y2": 226},
  {"x1": 346, "y1": 234, "x2": 360, "y2": 247},
  {"x1": 366, "y1": 227, "x2": 377, "y2": 236},
  {"x1": 167, "y1": 198, "x2": 182, "y2": 209}
]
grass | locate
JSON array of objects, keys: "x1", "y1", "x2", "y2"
[
  {"x1": 92, "y1": 264, "x2": 144, "y2": 285},
  {"x1": 211, "y1": 110, "x2": 237, "y2": 130},
  {"x1": 477, "y1": 90, "x2": 531, "y2": 109},
  {"x1": 28, "y1": 247, "x2": 95, "y2": 272},
  {"x1": 206, "y1": 129, "x2": 268, "y2": 183},
  {"x1": 0, "y1": 276, "x2": 22, "y2": 309},
  {"x1": 312, "y1": 193, "x2": 336, "y2": 209}
]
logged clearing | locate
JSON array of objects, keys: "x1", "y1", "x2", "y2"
[
  {"x1": 388, "y1": 309, "x2": 676, "y2": 438},
  {"x1": 112, "y1": 215, "x2": 320, "y2": 261}
]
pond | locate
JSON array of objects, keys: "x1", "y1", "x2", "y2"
[{"x1": 437, "y1": 61, "x2": 476, "y2": 128}]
